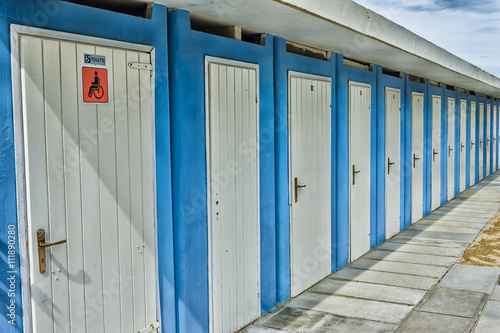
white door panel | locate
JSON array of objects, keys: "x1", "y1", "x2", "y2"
[
  {"x1": 470, "y1": 102, "x2": 476, "y2": 185},
  {"x1": 385, "y1": 88, "x2": 401, "y2": 239},
  {"x1": 20, "y1": 35, "x2": 157, "y2": 333},
  {"x1": 431, "y1": 96, "x2": 441, "y2": 210},
  {"x1": 289, "y1": 73, "x2": 332, "y2": 297},
  {"x1": 207, "y1": 60, "x2": 260, "y2": 332},
  {"x1": 411, "y1": 93, "x2": 424, "y2": 223},
  {"x1": 486, "y1": 104, "x2": 491, "y2": 175},
  {"x1": 447, "y1": 98, "x2": 455, "y2": 200},
  {"x1": 349, "y1": 82, "x2": 371, "y2": 260},
  {"x1": 459, "y1": 100, "x2": 467, "y2": 192},
  {"x1": 494, "y1": 106, "x2": 498, "y2": 171},
  {"x1": 479, "y1": 103, "x2": 485, "y2": 180}
]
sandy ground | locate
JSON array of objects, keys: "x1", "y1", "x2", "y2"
[{"x1": 457, "y1": 212, "x2": 500, "y2": 267}]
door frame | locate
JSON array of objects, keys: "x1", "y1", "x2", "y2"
[
  {"x1": 204, "y1": 56, "x2": 261, "y2": 332},
  {"x1": 10, "y1": 24, "x2": 158, "y2": 333}
]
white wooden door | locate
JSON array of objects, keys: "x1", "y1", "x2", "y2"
[
  {"x1": 431, "y1": 96, "x2": 441, "y2": 210},
  {"x1": 494, "y1": 106, "x2": 498, "y2": 171},
  {"x1": 206, "y1": 59, "x2": 260, "y2": 333},
  {"x1": 289, "y1": 72, "x2": 332, "y2": 297},
  {"x1": 486, "y1": 104, "x2": 491, "y2": 175},
  {"x1": 19, "y1": 35, "x2": 157, "y2": 333},
  {"x1": 470, "y1": 101, "x2": 476, "y2": 185},
  {"x1": 385, "y1": 88, "x2": 400, "y2": 239},
  {"x1": 447, "y1": 98, "x2": 455, "y2": 200},
  {"x1": 349, "y1": 82, "x2": 371, "y2": 261},
  {"x1": 459, "y1": 100, "x2": 467, "y2": 192},
  {"x1": 479, "y1": 103, "x2": 485, "y2": 180},
  {"x1": 411, "y1": 93, "x2": 424, "y2": 223}
]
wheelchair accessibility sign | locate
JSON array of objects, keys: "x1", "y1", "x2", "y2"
[{"x1": 82, "y1": 66, "x2": 108, "y2": 103}]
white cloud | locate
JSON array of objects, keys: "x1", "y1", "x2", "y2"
[{"x1": 353, "y1": 0, "x2": 500, "y2": 77}]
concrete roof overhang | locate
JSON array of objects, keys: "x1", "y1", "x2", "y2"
[{"x1": 74, "y1": 0, "x2": 500, "y2": 97}]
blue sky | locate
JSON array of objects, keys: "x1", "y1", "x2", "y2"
[{"x1": 353, "y1": 0, "x2": 500, "y2": 78}]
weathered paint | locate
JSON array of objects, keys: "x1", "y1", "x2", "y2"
[
  {"x1": 273, "y1": 36, "x2": 335, "y2": 304},
  {"x1": 168, "y1": 9, "x2": 275, "y2": 332},
  {"x1": 0, "y1": 1, "x2": 174, "y2": 332}
]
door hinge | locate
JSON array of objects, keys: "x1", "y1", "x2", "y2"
[
  {"x1": 138, "y1": 321, "x2": 160, "y2": 333},
  {"x1": 128, "y1": 61, "x2": 153, "y2": 71}
]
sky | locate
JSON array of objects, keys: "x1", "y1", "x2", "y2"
[{"x1": 353, "y1": 0, "x2": 500, "y2": 78}]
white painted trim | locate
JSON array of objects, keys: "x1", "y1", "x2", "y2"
[
  {"x1": 204, "y1": 56, "x2": 261, "y2": 333},
  {"x1": 10, "y1": 25, "x2": 159, "y2": 333}
]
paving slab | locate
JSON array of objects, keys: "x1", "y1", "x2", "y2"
[
  {"x1": 390, "y1": 235, "x2": 468, "y2": 248},
  {"x1": 438, "y1": 264, "x2": 500, "y2": 293},
  {"x1": 398, "y1": 229, "x2": 477, "y2": 243},
  {"x1": 285, "y1": 292, "x2": 413, "y2": 324},
  {"x1": 417, "y1": 220, "x2": 486, "y2": 229},
  {"x1": 330, "y1": 267, "x2": 439, "y2": 290},
  {"x1": 241, "y1": 325, "x2": 287, "y2": 333},
  {"x1": 364, "y1": 250, "x2": 456, "y2": 267},
  {"x1": 408, "y1": 224, "x2": 480, "y2": 235},
  {"x1": 257, "y1": 307, "x2": 396, "y2": 333},
  {"x1": 309, "y1": 277, "x2": 428, "y2": 305},
  {"x1": 419, "y1": 216, "x2": 490, "y2": 225},
  {"x1": 430, "y1": 210, "x2": 494, "y2": 218},
  {"x1": 376, "y1": 242, "x2": 463, "y2": 257},
  {"x1": 350, "y1": 258, "x2": 448, "y2": 278},
  {"x1": 396, "y1": 311, "x2": 475, "y2": 333},
  {"x1": 420, "y1": 215, "x2": 491, "y2": 223},
  {"x1": 481, "y1": 300, "x2": 500, "y2": 320},
  {"x1": 490, "y1": 285, "x2": 500, "y2": 301},
  {"x1": 416, "y1": 287, "x2": 488, "y2": 318},
  {"x1": 473, "y1": 317, "x2": 500, "y2": 333}
]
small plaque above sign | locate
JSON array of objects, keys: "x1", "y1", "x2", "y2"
[{"x1": 84, "y1": 54, "x2": 106, "y2": 66}]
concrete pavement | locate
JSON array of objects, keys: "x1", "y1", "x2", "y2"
[{"x1": 242, "y1": 173, "x2": 500, "y2": 333}]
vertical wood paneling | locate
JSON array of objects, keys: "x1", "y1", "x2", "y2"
[
  {"x1": 290, "y1": 74, "x2": 331, "y2": 296},
  {"x1": 460, "y1": 100, "x2": 466, "y2": 192},
  {"x1": 411, "y1": 93, "x2": 424, "y2": 223},
  {"x1": 60, "y1": 41, "x2": 86, "y2": 333},
  {"x1": 385, "y1": 88, "x2": 401, "y2": 238},
  {"x1": 486, "y1": 104, "x2": 491, "y2": 175},
  {"x1": 431, "y1": 96, "x2": 441, "y2": 210},
  {"x1": 479, "y1": 103, "x2": 484, "y2": 180},
  {"x1": 21, "y1": 35, "x2": 54, "y2": 333},
  {"x1": 208, "y1": 61, "x2": 260, "y2": 333},
  {"x1": 113, "y1": 49, "x2": 135, "y2": 333},
  {"x1": 42, "y1": 39, "x2": 71, "y2": 333},
  {"x1": 76, "y1": 43, "x2": 106, "y2": 333},
  {"x1": 95, "y1": 46, "x2": 120, "y2": 333},
  {"x1": 23, "y1": 36, "x2": 156, "y2": 333},
  {"x1": 470, "y1": 102, "x2": 476, "y2": 185},
  {"x1": 494, "y1": 106, "x2": 498, "y2": 172},
  {"x1": 447, "y1": 98, "x2": 455, "y2": 200},
  {"x1": 349, "y1": 83, "x2": 371, "y2": 260}
]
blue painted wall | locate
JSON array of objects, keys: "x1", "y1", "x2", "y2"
[
  {"x1": 168, "y1": 9, "x2": 276, "y2": 332},
  {"x1": 273, "y1": 37, "x2": 336, "y2": 304},
  {"x1": 0, "y1": 1, "x2": 175, "y2": 332},
  {"x1": 335, "y1": 56, "x2": 377, "y2": 267}
]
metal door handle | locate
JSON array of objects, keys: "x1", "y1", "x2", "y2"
[
  {"x1": 471, "y1": 142, "x2": 475, "y2": 150},
  {"x1": 352, "y1": 165, "x2": 360, "y2": 185},
  {"x1": 293, "y1": 177, "x2": 306, "y2": 203},
  {"x1": 37, "y1": 229, "x2": 66, "y2": 274},
  {"x1": 433, "y1": 149, "x2": 439, "y2": 161},
  {"x1": 387, "y1": 158, "x2": 395, "y2": 175},
  {"x1": 448, "y1": 146, "x2": 453, "y2": 157},
  {"x1": 480, "y1": 139, "x2": 483, "y2": 148},
  {"x1": 413, "y1": 153, "x2": 420, "y2": 168},
  {"x1": 461, "y1": 143, "x2": 465, "y2": 152},
  {"x1": 487, "y1": 139, "x2": 490, "y2": 146}
]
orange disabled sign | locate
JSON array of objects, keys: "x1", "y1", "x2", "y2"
[{"x1": 82, "y1": 66, "x2": 108, "y2": 103}]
